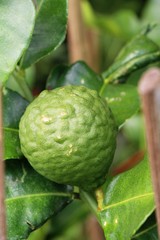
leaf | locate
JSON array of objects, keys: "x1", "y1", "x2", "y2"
[
  {"x1": 132, "y1": 225, "x2": 158, "y2": 240},
  {"x1": 4, "y1": 128, "x2": 22, "y2": 160},
  {"x1": 3, "y1": 88, "x2": 29, "y2": 129},
  {"x1": 46, "y1": 61, "x2": 103, "y2": 91},
  {"x1": 3, "y1": 88, "x2": 29, "y2": 159},
  {"x1": 132, "y1": 213, "x2": 158, "y2": 240},
  {"x1": 6, "y1": 158, "x2": 73, "y2": 240},
  {"x1": 46, "y1": 64, "x2": 69, "y2": 90},
  {"x1": 142, "y1": 0, "x2": 160, "y2": 45},
  {"x1": 6, "y1": 66, "x2": 36, "y2": 97},
  {"x1": 22, "y1": 0, "x2": 68, "y2": 68},
  {"x1": 49, "y1": 200, "x2": 89, "y2": 237},
  {"x1": 101, "y1": 84, "x2": 139, "y2": 126},
  {"x1": 82, "y1": 2, "x2": 140, "y2": 40},
  {"x1": 0, "y1": 0, "x2": 35, "y2": 85},
  {"x1": 102, "y1": 26, "x2": 160, "y2": 84},
  {"x1": 98, "y1": 155, "x2": 155, "y2": 240}
]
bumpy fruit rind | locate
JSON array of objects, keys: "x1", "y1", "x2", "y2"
[{"x1": 19, "y1": 86, "x2": 117, "y2": 191}]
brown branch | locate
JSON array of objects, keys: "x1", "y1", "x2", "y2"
[
  {"x1": 139, "y1": 68, "x2": 160, "y2": 238},
  {"x1": 0, "y1": 87, "x2": 6, "y2": 240},
  {"x1": 111, "y1": 150, "x2": 145, "y2": 176},
  {"x1": 67, "y1": 0, "x2": 99, "y2": 71},
  {"x1": 84, "y1": 215, "x2": 105, "y2": 240},
  {"x1": 68, "y1": 0, "x2": 88, "y2": 61}
]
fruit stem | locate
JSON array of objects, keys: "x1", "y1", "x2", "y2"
[
  {"x1": 99, "y1": 80, "x2": 109, "y2": 97},
  {"x1": 80, "y1": 190, "x2": 98, "y2": 218},
  {"x1": 13, "y1": 67, "x2": 34, "y2": 102}
]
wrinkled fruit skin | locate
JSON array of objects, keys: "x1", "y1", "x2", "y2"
[{"x1": 19, "y1": 86, "x2": 117, "y2": 191}]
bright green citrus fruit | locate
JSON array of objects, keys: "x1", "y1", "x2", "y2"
[{"x1": 19, "y1": 86, "x2": 117, "y2": 191}]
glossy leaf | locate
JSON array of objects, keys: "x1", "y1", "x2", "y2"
[
  {"x1": 3, "y1": 88, "x2": 29, "y2": 159},
  {"x1": 98, "y1": 155, "x2": 155, "y2": 240},
  {"x1": 0, "y1": 0, "x2": 35, "y2": 85},
  {"x1": 46, "y1": 64, "x2": 69, "y2": 90},
  {"x1": 22, "y1": 0, "x2": 68, "y2": 68},
  {"x1": 6, "y1": 159, "x2": 73, "y2": 240},
  {"x1": 102, "y1": 27, "x2": 160, "y2": 84},
  {"x1": 101, "y1": 84, "x2": 139, "y2": 126},
  {"x1": 46, "y1": 61, "x2": 103, "y2": 91}
]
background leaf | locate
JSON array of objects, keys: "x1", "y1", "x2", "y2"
[
  {"x1": 102, "y1": 29, "x2": 160, "y2": 84},
  {"x1": 3, "y1": 88, "x2": 29, "y2": 159},
  {"x1": 101, "y1": 84, "x2": 139, "y2": 126},
  {"x1": 132, "y1": 213, "x2": 158, "y2": 240},
  {"x1": 0, "y1": 0, "x2": 35, "y2": 85},
  {"x1": 46, "y1": 64, "x2": 69, "y2": 90},
  {"x1": 142, "y1": 0, "x2": 160, "y2": 45},
  {"x1": 46, "y1": 61, "x2": 103, "y2": 91},
  {"x1": 6, "y1": 159, "x2": 73, "y2": 240},
  {"x1": 132, "y1": 225, "x2": 158, "y2": 240},
  {"x1": 82, "y1": 1, "x2": 140, "y2": 40},
  {"x1": 98, "y1": 155, "x2": 155, "y2": 240},
  {"x1": 22, "y1": 0, "x2": 68, "y2": 68}
]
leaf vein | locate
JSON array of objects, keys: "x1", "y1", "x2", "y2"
[
  {"x1": 6, "y1": 192, "x2": 72, "y2": 203},
  {"x1": 3, "y1": 127, "x2": 19, "y2": 133},
  {"x1": 101, "y1": 192, "x2": 154, "y2": 211}
]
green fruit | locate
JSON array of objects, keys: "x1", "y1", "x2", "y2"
[{"x1": 19, "y1": 85, "x2": 117, "y2": 191}]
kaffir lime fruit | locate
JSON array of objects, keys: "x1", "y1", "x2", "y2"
[{"x1": 19, "y1": 86, "x2": 117, "y2": 191}]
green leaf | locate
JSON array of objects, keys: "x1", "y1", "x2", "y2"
[
  {"x1": 102, "y1": 27, "x2": 160, "y2": 84},
  {"x1": 48, "y1": 200, "x2": 89, "y2": 237},
  {"x1": 4, "y1": 129, "x2": 22, "y2": 160},
  {"x1": 0, "y1": 0, "x2": 35, "y2": 85},
  {"x1": 98, "y1": 155, "x2": 155, "y2": 240},
  {"x1": 101, "y1": 84, "x2": 139, "y2": 126},
  {"x1": 46, "y1": 61, "x2": 103, "y2": 91},
  {"x1": 132, "y1": 225, "x2": 158, "y2": 239},
  {"x1": 46, "y1": 64, "x2": 69, "y2": 90},
  {"x1": 22, "y1": 0, "x2": 68, "y2": 68},
  {"x1": 132, "y1": 213, "x2": 158, "y2": 240},
  {"x1": 142, "y1": 0, "x2": 160, "y2": 45},
  {"x1": 3, "y1": 88, "x2": 29, "y2": 159},
  {"x1": 3, "y1": 88, "x2": 29, "y2": 129},
  {"x1": 82, "y1": 2, "x2": 140, "y2": 40},
  {"x1": 6, "y1": 159, "x2": 73, "y2": 240}
]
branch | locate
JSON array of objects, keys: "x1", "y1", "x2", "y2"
[
  {"x1": 67, "y1": 0, "x2": 99, "y2": 71},
  {"x1": 0, "y1": 87, "x2": 6, "y2": 240},
  {"x1": 139, "y1": 68, "x2": 160, "y2": 238}
]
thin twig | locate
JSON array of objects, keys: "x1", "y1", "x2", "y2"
[
  {"x1": 139, "y1": 68, "x2": 160, "y2": 238},
  {"x1": 0, "y1": 86, "x2": 6, "y2": 240}
]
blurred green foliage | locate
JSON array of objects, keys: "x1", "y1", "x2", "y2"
[{"x1": 82, "y1": 0, "x2": 160, "y2": 70}]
